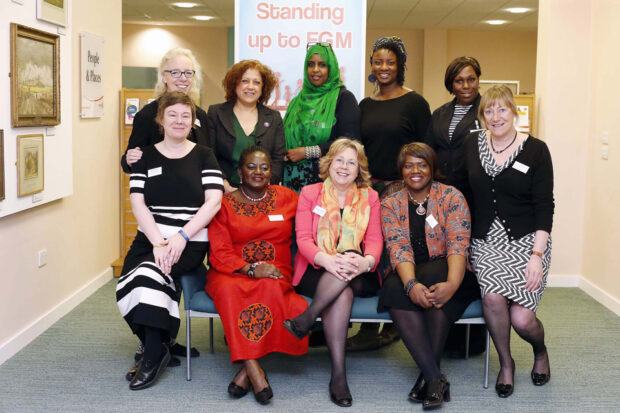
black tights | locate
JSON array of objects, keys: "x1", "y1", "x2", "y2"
[
  {"x1": 293, "y1": 272, "x2": 366, "y2": 398},
  {"x1": 389, "y1": 308, "x2": 451, "y2": 381},
  {"x1": 137, "y1": 326, "x2": 165, "y2": 363}
]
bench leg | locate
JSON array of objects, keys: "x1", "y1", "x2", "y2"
[
  {"x1": 186, "y1": 311, "x2": 192, "y2": 381},
  {"x1": 484, "y1": 326, "x2": 490, "y2": 389},
  {"x1": 209, "y1": 318, "x2": 214, "y2": 354},
  {"x1": 465, "y1": 324, "x2": 471, "y2": 359}
]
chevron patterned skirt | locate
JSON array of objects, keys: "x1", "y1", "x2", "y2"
[{"x1": 471, "y1": 219, "x2": 552, "y2": 312}]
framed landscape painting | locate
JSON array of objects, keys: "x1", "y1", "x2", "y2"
[
  {"x1": 17, "y1": 134, "x2": 45, "y2": 197},
  {"x1": 10, "y1": 23, "x2": 60, "y2": 127}
]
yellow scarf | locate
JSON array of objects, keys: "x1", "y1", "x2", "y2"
[{"x1": 316, "y1": 178, "x2": 370, "y2": 255}]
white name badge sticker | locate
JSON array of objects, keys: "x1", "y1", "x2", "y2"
[
  {"x1": 194, "y1": 118, "x2": 201, "y2": 127},
  {"x1": 512, "y1": 161, "x2": 530, "y2": 174},
  {"x1": 426, "y1": 214, "x2": 438, "y2": 228},
  {"x1": 268, "y1": 214, "x2": 284, "y2": 222},
  {"x1": 148, "y1": 167, "x2": 162, "y2": 177},
  {"x1": 313, "y1": 205, "x2": 327, "y2": 217}
]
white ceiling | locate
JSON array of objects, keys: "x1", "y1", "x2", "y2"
[{"x1": 123, "y1": 0, "x2": 539, "y2": 31}]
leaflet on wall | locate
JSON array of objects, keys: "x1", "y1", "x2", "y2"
[
  {"x1": 125, "y1": 98, "x2": 139, "y2": 124},
  {"x1": 517, "y1": 105, "x2": 530, "y2": 133},
  {"x1": 80, "y1": 32, "x2": 104, "y2": 118}
]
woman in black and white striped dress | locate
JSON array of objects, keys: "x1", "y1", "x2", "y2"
[
  {"x1": 460, "y1": 85, "x2": 554, "y2": 399},
  {"x1": 116, "y1": 91, "x2": 223, "y2": 390}
]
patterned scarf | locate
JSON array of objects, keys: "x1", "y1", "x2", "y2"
[
  {"x1": 283, "y1": 44, "x2": 343, "y2": 163},
  {"x1": 316, "y1": 178, "x2": 370, "y2": 254}
]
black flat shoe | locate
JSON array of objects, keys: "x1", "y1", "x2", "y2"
[
  {"x1": 283, "y1": 319, "x2": 308, "y2": 340},
  {"x1": 422, "y1": 375, "x2": 450, "y2": 410},
  {"x1": 169, "y1": 341, "x2": 200, "y2": 358},
  {"x1": 125, "y1": 359, "x2": 141, "y2": 382},
  {"x1": 408, "y1": 372, "x2": 426, "y2": 403},
  {"x1": 531, "y1": 370, "x2": 551, "y2": 386},
  {"x1": 253, "y1": 374, "x2": 273, "y2": 404},
  {"x1": 129, "y1": 345, "x2": 171, "y2": 391},
  {"x1": 228, "y1": 369, "x2": 250, "y2": 398},
  {"x1": 495, "y1": 359, "x2": 515, "y2": 398},
  {"x1": 329, "y1": 381, "x2": 352, "y2": 408}
]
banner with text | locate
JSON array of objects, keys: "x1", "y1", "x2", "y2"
[{"x1": 235, "y1": 0, "x2": 366, "y2": 111}]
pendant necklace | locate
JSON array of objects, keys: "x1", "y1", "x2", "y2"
[
  {"x1": 407, "y1": 191, "x2": 430, "y2": 216},
  {"x1": 240, "y1": 186, "x2": 267, "y2": 202},
  {"x1": 490, "y1": 130, "x2": 518, "y2": 154}
]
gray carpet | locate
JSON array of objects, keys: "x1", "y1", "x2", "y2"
[{"x1": 0, "y1": 280, "x2": 618, "y2": 412}]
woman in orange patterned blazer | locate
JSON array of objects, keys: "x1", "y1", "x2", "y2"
[{"x1": 379, "y1": 142, "x2": 479, "y2": 409}]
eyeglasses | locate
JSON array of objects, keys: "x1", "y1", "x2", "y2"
[
  {"x1": 332, "y1": 158, "x2": 358, "y2": 169},
  {"x1": 164, "y1": 70, "x2": 196, "y2": 79},
  {"x1": 306, "y1": 42, "x2": 332, "y2": 51}
]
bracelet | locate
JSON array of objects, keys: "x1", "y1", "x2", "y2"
[
  {"x1": 178, "y1": 229, "x2": 190, "y2": 242},
  {"x1": 403, "y1": 278, "x2": 419, "y2": 296},
  {"x1": 531, "y1": 250, "x2": 543, "y2": 258},
  {"x1": 247, "y1": 263, "x2": 258, "y2": 278},
  {"x1": 153, "y1": 244, "x2": 164, "y2": 248}
]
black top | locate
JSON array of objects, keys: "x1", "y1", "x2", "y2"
[
  {"x1": 121, "y1": 98, "x2": 210, "y2": 173},
  {"x1": 207, "y1": 101, "x2": 285, "y2": 184},
  {"x1": 317, "y1": 88, "x2": 361, "y2": 154},
  {"x1": 408, "y1": 201, "x2": 430, "y2": 264},
  {"x1": 425, "y1": 95, "x2": 481, "y2": 187},
  {"x1": 360, "y1": 91, "x2": 431, "y2": 181},
  {"x1": 458, "y1": 133, "x2": 554, "y2": 240}
]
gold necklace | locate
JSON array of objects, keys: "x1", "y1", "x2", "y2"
[{"x1": 407, "y1": 191, "x2": 430, "y2": 216}]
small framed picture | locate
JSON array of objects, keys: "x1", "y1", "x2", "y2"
[
  {"x1": 37, "y1": 0, "x2": 69, "y2": 27},
  {"x1": 17, "y1": 134, "x2": 45, "y2": 197},
  {"x1": 10, "y1": 23, "x2": 61, "y2": 127},
  {"x1": 0, "y1": 130, "x2": 4, "y2": 201}
]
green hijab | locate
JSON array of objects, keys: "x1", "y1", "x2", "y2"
[{"x1": 283, "y1": 44, "x2": 344, "y2": 158}]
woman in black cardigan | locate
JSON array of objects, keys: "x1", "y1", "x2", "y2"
[
  {"x1": 121, "y1": 48, "x2": 209, "y2": 173},
  {"x1": 426, "y1": 56, "x2": 482, "y2": 188},
  {"x1": 207, "y1": 60, "x2": 285, "y2": 192},
  {"x1": 460, "y1": 85, "x2": 554, "y2": 399}
]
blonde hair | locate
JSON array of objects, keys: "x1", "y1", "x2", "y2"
[
  {"x1": 154, "y1": 48, "x2": 202, "y2": 103},
  {"x1": 478, "y1": 85, "x2": 518, "y2": 128},
  {"x1": 319, "y1": 138, "x2": 371, "y2": 188}
]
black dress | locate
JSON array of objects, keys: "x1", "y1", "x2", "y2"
[
  {"x1": 116, "y1": 145, "x2": 223, "y2": 339},
  {"x1": 377, "y1": 201, "x2": 479, "y2": 322},
  {"x1": 120, "y1": 98, "x2": 210, "y2": 173}
]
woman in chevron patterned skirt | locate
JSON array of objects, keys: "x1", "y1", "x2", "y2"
[{"x1": 460, "y1": 85, "x2": 554, "y2": 398}]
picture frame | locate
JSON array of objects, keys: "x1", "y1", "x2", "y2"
[
  {"x1": 17, "y1": 134, "x2": 45, "y2": 197},
  {"x1": 10, "y1": 23, "x2": 61, "y2": 127},
  {"x1": 0, "y1": 130, "x2": 4, "y2": 201},
  {"x1": 37, "y1": 0, "x2": 69, "y2": 28}
]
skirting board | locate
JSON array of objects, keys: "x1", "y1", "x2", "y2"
[
  {"x1": 0, "y1": 267, "x2": 114, "y2": 366},
  {"x1": 548, "y1": 273, "x2": 620, "y2": 316}
]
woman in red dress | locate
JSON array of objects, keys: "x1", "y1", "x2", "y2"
[{"x1": 206, "y1": 146, "x2": 308, "y2": 404}]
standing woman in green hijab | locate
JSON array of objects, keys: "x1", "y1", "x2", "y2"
[{"x1": 283, "y1": 43, "x2": 361, "y2": 193}]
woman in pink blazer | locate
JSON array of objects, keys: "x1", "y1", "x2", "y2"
[{"x1": 283, "y1": 138, "x2": 383, "y2": 408}]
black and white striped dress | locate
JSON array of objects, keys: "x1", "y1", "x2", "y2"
[
  {"x1": 470, "y1": 133, "x2": 552, "y2": 312},
  {"x1": 116, "y1": 145, "x2": 223, "y2": 338}
]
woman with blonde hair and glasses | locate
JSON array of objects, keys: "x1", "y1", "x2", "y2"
[{"x1": 283, "y1": 138, "x2": 383, "y2": 408}]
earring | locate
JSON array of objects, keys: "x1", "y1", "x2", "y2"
[
  {"x1": 367, "y1": 73, "x2": 376, "y2": 83},
  {"x1": 240, "y1": 177, "x2": 243, "y2": 184}
]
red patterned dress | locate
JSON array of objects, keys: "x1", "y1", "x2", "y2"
[{"x1": 206, "y1": 185, "x2": 309, "y2": 362}]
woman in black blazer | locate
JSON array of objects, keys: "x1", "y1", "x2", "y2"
[
  {"x1": 426, "y1": 56, "x2": 482, "y2": 188},
  {"x1": 207, "y1": 60, "x2": 285, "y2": 192},
  {"x1": 121, "y1": 48, "x2": 210, "y2": 173}
]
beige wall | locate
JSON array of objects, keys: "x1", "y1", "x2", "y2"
[
  {"x1": 0, "y1": 0, "x2": 122, "y2": 355},
  {"x1": 122, "y1": 24, "x2": 229, "y2": 108}
]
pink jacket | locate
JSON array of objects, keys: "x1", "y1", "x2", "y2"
[{"x1": 293, "y1": 182, "x2": 383, "y2": 286}]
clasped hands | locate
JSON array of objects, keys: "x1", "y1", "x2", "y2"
[
  {"x1": 153, "y1": 232, "x2": 187, "y2": 275},
  {"x1": 251, "y1": 263, "x2": 283, "y2": 280},
  {"x1": 325, "y1": 252, "x2": 370, "y2": 282},
  {"x1": 408, "y1": 281, "x2": 457, "y2": 309}
]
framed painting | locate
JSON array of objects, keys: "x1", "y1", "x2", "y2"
[
  {"x1": 17, "y1": 134, "x2": 45, "y2": 197},
  {"x1": 10, "y1": 23, "x2": 61, "y2": 127},
  {"x1": 0, "y1": 130, "x2": 4, "y2": 201},
  {"x1": 37, "y1": 0, "x2": 69, "y2": 27}
]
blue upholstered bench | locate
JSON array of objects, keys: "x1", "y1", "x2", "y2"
[{"x1": 181, "y1": 265, "x2": 490, "y2": 388}]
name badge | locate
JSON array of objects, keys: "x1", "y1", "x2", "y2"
[
  {"x1": 148, "y1": 167, "x2": 162, "y2": 177},
  {"x1": 194, "y1": 118, "x2": 201, "y2": 127},
  {"x1": 312, "y1": 205, "x2": 326, "y2": 217},
  {"x1": 268, "y1": 214, "x2": 284, "y2": 222},
  {"x1": 512, "y1": 161, "x2": 530, "y2": 174},
  {"x1": 426, "y1": 214, "x2": 438, "y2": 228}
]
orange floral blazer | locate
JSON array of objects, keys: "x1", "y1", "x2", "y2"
[{"x1": 381, "y1": 181, "x2": 471, "y2": 271}]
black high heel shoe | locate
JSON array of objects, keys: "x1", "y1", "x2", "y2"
[
  {"x1": 329, "y1": 381, "x2": 352, "y2": 408},
  {"x1": 227, "y1": 368, "x2": 250, "y2": 398},
  {"x1": 422, "y1": 375, "x2": 450, "y2": 410},
  {"x1": 495, "y1": 358, "x2": 515, "y2": 398},
  {"x1": 408, "y1": 372, "x2": 426, "y2": 403},
  {"x1": 252, "y1": 373, "x2": 273, "y2": 404},
  {"x1": 283, "y1": 319, "x2": 308, "y2": 340}
]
